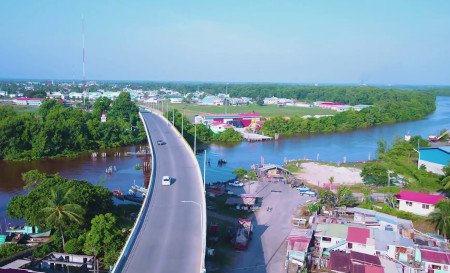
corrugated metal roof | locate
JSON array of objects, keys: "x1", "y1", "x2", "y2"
[{"x1": 419, "y1": 147, "x2": 450, "y2": 165}]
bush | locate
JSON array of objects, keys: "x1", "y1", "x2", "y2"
[
  {"x1": 65, "y1": 238, "x2": 83, "y2": 254},
  {"x1": 0, "y1": 244, "x2": 27, "y2": 259}
]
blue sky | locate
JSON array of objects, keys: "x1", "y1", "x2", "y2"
[{"x1": 1, "y1": 0, "x2": 449, "y2": 84}]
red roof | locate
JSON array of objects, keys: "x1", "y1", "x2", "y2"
[
  {"x1": 347, "y1": 227, "x2": 370, "y2": 244},
  {"x1": 395, "y1": 190, "x2": 446, "y2": 205},
  {"x1": 238, "y1": 113, "x2": 261, "y2": 118},
  {"x1": 286, "y1": 236, "x2": 311, "y2": 252},
  {"x1": 421, "y1": 249, "x2": 450, "y2": 264},
  {"x1": 320, "y1": 102, "x2": 346, "y2": 106},
  {"x1": 15, "y1": 97, "x2": 44, "y2": 101},
  {"x1": 364, "y1": 265, "x2": 384, "y2": 273}
]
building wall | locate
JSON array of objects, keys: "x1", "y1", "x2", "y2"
[
  {"x1": 349, "y1": 242, "x2": 376, "y2": 255},
  {"x1": 423, "y1": 261, "x2": 450, "y2": 273},
  {"x1": 418, "y1": 159, "x2": 445, "y2": 175},
  {"x1": 317, "y1": 236, "x2": 347, "y2": 252},
  {"x1": 398, "y1": 200, "x2": 435, "y2": 216}
]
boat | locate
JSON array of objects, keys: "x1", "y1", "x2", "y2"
[
  {"x1": 131, "y1": 184, "x2": 147, "y2": 195},
  {"x1": 6, "y1": 225, "x2": 40, "y2": 235},
  {"x1": 112, "y1": 189, "x2": 124, "y2": 200},
  {"x1": 28, "y1": 230, "x2": 51, "y2": 238}
]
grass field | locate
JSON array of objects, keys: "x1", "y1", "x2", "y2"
[{"x1": 169, "y1": 103, "x2": 336, "y2": 117}]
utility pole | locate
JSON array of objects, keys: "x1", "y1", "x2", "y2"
[{"x1": 181, "y1": 112, "x2": 184, "y2": 138}]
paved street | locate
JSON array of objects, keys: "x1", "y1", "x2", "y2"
[
  {"x1": 121, "y1": 111, "x2": 204, "y2": 273},
  {"x1": 225, "y1": 181, "x2": 315, "y2": 273}
]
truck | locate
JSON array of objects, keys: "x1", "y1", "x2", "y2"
[{"x1": 232, "y1": 218, "x2": 253, "y2": 250}]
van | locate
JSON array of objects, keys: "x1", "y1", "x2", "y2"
[{"x1": 162, "y1": 176, "x2": 171, "y2": 186}]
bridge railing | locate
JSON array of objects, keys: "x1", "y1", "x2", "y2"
[{"x1": 111, "y1": 110, "x2": 157, "y2": 273}]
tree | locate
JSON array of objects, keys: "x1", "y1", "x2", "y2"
[
  {"x1": 233, "y1": 168, "x2": 247, "y2": 179},
  {"x1": 248, "y1": 170, "x2": 257, "y2": 180},
  {"x1": 22, "y1": 170, "x2": 47, "y2": 189},
  {"x1": 212, "y1": 128, "x2": 243, "y2": 142},
  {"x1": 83, "y1": 213, "x2": 121, "y2": 258},
  {"x1": 256, "y1": 96, "x2": 264, "y2": 106},
  {"x1": 361, "y1": 162, "x2": 389, "y2": 186},
  {"x1": 328, "y1": 176, "x2": 334, "y2": 190},
  {"x1": 377, "y1": 140, "x2": 387, "y2": 158},
  {"x1": 40, "y1": 188, "x2": 85, "y2": 250},
  {"x1": 335, "y1": 186, "x2": 357, "y2": 207},
  {"x1": 318, "y1": 189, "x2": 336, "y2": 206},
  {"x1": 429, "y1": 200, "x2": 450, "y2": 238},
  {"x1": 360, "y1": 186, "x2": 373, "y2": 208}
]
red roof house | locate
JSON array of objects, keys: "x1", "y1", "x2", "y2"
[
  {"x1": 347, "y1": 227, "x2": 371, "y2": 244},
  {"x1": 395, "y1": 190, "x2": 446, "y2": 216}
]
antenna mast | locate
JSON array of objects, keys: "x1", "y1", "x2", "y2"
[{"x1": 82, "y1": 15, "x2": 87, "y2": 107}]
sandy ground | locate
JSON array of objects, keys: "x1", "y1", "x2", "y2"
[
  {"x1": 296, "y1": 162, "x2": 362, "y2": 188},
  {"x1": 224, "y1": 180, "x2": 315, "y2": 273}
]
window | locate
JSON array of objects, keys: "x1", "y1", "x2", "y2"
[
  {"x1": 322, "y1": 237, "x2": 331, "y2": 242},
  {"x1": 422, "y1": 204, "x2": 430, "y2": 209},
  {"x1": 348, "y1": 243, "x2": 353, "y2": 249},
  {"x1": 405, "y1": 201, "x2": 413, "y2": 206}
]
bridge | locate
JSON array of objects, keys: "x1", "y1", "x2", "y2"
[{"x1": 112, "y1": 109, "x2": 206, "y2": 273}]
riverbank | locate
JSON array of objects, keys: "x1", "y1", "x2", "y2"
[{"x1": 0, "y1": 145, "x2": 151, "y2": 232}]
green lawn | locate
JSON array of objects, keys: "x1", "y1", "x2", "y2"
[{"x1": 169, "y1": 103, "x2": 336, "y2": 117}]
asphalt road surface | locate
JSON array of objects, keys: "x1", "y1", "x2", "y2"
[{"x1": 121, "y1": 111, "x2": 204, "y2": 273}]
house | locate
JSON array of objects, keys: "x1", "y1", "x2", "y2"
[
  {"x1": 315, "y1": 223, "x2": 349, "y2": 253},
  {"x1": 169, "y1": 97, "x2": 183, "y2": 103},
  {"x1": 396, "y1": 190, "x2": 446, "y2": 216},
  {"x1": 419, "y1": 249, "x2": 450, "y2": 273},
  {"x1": 329, "y1": 251, "x2": 384, "y2": 273},
  {"x1": 12, "y1": 98, "x2": 44, "y2": 106},
  {"x1": 346, "y1": 226, "x2": 376, "y2": 255},
  {"x1": 418, "y1": 147, "x2": 450, "y2": 175},
  {"x1": 285, "y1": 228, "x2": 313, "y2": 268},
  {"x1": 200, "y1": 95, "x2": 222, "y2": 105},
  {"x1": 35, "y1": 253, "x2": 96, "y2": 272},
  {"x1": 263, "y1": 96, "x2": 279, "y2": 105},
  {"x1": 194, "y1": 113, "x2": 261, "y2": 128},
  {"x1": 210, "y1": 121, "x2": 233, "y2": 134},
  {"x1": 100, "y1": 111, "x2": 107, "y2": 123},
  {"x1": 352, "y1": 207, "x2": 414, "y2": 237}
]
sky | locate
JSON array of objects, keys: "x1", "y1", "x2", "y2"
[{"x1": 0, "y1": 0, "x2": 449, "y2": 85}]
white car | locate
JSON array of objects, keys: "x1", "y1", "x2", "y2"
[
  {"x1": 228, "y1": 181, "x2": 244, "y2": 187},
  {"x1": 162, "y1": 176, "x2": 171, "y2": 186}
]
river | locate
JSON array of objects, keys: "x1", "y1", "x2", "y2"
[
  {"x1": 0, "y1": 146, "x2": 151, "y2": 231},
  {"x1": 0, "y1": 96, "x2": 449, "y2": 230},
  {"x1": 198, "y1": 96, "x2": 450, "y2": 183}
]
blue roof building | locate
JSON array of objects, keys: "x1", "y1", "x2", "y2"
[{"x1": 418, "y1": 147, "x2": 450, "y2": 175}]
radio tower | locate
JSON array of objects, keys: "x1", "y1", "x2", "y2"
[{"x1": 82, "y1": 15, "x2": 87, "y2": 107}]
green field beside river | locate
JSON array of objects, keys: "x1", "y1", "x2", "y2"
[{"x1": 169, "y1": 103, "x2": 335, "y2": 117}]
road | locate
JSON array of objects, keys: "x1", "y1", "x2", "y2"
[
  {"x1": 121, "y1": 111, "x2": 204, "y2": 273},
  {"x1": 225, "y1": 181, "x2": 314, "y2": 273}
]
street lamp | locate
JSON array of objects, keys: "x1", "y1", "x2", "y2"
[{"x1": 181, "y1": 200, "x2": 205, "y2": 273}]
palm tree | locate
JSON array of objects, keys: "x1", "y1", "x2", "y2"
[
  {"x1": 429, "y1": 200, "x2": 450, "y2": 238},
  {"x1": 328, "y1": 176, "x2": 335, "y2": 190},
  {"x1": 41, "y1": 188, "x2": 85, "y2": 250}
]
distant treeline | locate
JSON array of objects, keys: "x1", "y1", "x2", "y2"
[
  {"x1": 261, "y1": 91, "x2": 436, "y2": 136},
  {"x1": 0, "y1": 93, "x2": 146, "y2": 160}
]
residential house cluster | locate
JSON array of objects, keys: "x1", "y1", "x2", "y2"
[
  {"x1": 286, "y1": 206, "x2": 450, "y2": 273},
  {"x1": 314, "y1": 101, "x2": 371, "y2": 112},
  {"x1": 194, "y1": 113, "x2": 262, "y2": 134}
]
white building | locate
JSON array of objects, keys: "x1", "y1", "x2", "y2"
[{"x1": 396, "y1": 190, "x2": 446, "y2": 216}]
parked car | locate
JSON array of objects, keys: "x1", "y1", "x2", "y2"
[
  {"x1": 162, "y1": 176, "x2": 171, "y2": 186},
  {"x1": 296, "y1": 186, "x2": 310, "y2": 192},
  {"x1": 157, "y1": 140, "x2": 166, "y2": 145},
  {"x1": 228, "y1": 181, "x2": 244, "y2": 187},
  {"x1": 300, "y1": 190, "x2": 316, "y2": 197}
]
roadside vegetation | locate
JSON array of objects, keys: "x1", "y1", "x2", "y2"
[
  {"x1": 6, "y1": 170, "x2": 139, "y2": 267},
  {"x1": 0, "y1": 92, "x2": 146, "y2": 160}
]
